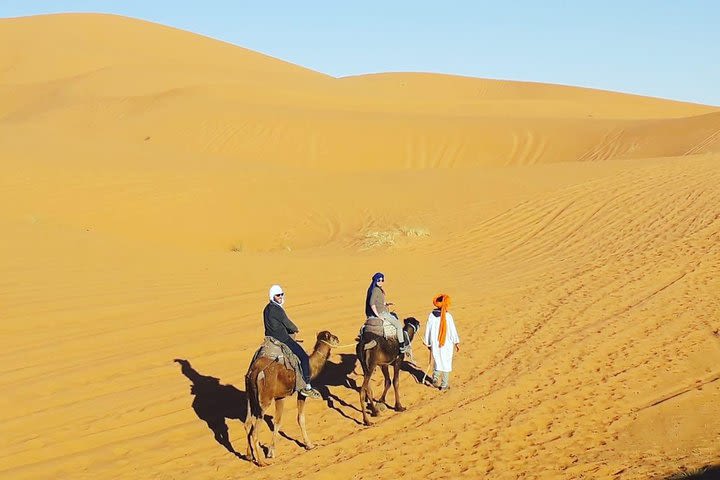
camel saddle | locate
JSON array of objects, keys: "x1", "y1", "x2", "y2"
[
  {"x1": 361, "y1": 316, "x2": 398, "y2": 339},
  {"x1": 249, "y1": 336, "x2": 305, "y2": 393}
]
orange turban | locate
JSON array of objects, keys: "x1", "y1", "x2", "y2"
[{"x1": 433, "y1": 294, "x2": 451, "y2": 347}]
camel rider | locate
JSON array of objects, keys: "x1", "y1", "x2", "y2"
[
  {"x1": 263, "y1": 285, "x2": 321, "y2": 399},
  {"x1": 365, "y1": 272, "x2": 409, "y2": 353}
]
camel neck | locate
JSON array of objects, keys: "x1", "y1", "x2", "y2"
[{"x1": 309, "y1": 344, "x2": 331, "y2": 380}]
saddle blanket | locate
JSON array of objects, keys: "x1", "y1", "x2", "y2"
[
  {"x1": 361, "y1": 316, "x2": 397, "y2": 339},
  {"x1": 249, "y1": 336, "x2": 304, "y2": 392}
]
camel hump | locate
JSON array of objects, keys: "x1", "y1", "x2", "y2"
[
  {"x1": 249, "y1": 336, "x2": 304, "y2": 393},
  {"x1": 258, "y1": 336, "x2": 285, "y2": 359},
  {"x1": 362, "y1": 317, "x2": 397, "y2": 339},
  {"x1": 365, "y1": 317, "x2": 383, "y2": 326}
]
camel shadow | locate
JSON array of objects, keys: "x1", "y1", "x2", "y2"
[
  {"x1": 665, "y1": 465, "x2": 720, "y2": 479},
  {"x1": 174, "y1": 358, "x2": 248, "y2": 459},
  {"x1": 400, "y1": 357, "x2": 434, "y2": 386},
  {"x1": 314, "y1": 353, "x2": 364, "y2": 425},
  {"x1": 258, "y1": 412, "x2": 306, "y2": 450},
  {"x1": 315, "y1": 353, "x2": 360, "y2": 391}
]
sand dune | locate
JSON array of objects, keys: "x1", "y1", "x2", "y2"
[{"x1": 1, "y1": 13, "x2": 720, "y2": 480}]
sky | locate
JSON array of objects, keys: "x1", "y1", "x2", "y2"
[{"x1": 2, "y1": 0, "x2": 719, "y2": 106}]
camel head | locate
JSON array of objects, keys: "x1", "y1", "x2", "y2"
[
  {"x1": 314, "y1": 330, "x2": 340, "y2": 349},
  {"x1": 309, "y1": 331, "x2": 340, "y2": 378},
  {"x1": 403, "y1": 317, "x2": 421, "y2": 341}
]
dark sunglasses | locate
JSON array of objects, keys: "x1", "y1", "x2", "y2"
[{"x1": 275, "y1": 293, "x2": 284, "y2": 297}]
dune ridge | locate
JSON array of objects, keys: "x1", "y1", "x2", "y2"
[{"x1": 2, "y1": 13, "x2": 720, "y2": 480}]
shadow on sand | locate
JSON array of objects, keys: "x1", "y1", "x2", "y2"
[
  {"x1": 665, "y1": 465, "x2": 720, "y2": 479},
  {"x1": 174, "y1": 358, "x2": 248, "y2": 458},
  {"x1": 314, "y1": 353, "x2": 364, "y2": 425},
  {"x1": 315, "y1": 349, "x2": 435, "y2": 422},
  {"x1": 174, "y1": 355, "x2": 361, "y2": 455},
  {"x1": 401, "y1": 356, "x2": 434, "y2": 387}
]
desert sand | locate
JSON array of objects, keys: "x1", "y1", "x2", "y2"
[{"x1": 1, "y1": 13, "x2": 720, "y2": 480}]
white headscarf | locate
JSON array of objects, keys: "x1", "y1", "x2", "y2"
[{"x1": 269, "y1": 284, "x2": 284, "y2": 306}]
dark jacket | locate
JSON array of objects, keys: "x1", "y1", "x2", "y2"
[{"x1": 263, "y1": 301, "x2": 299, "y2": 344}]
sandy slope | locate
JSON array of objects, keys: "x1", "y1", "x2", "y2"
[{"x1": 1, "y1": 13, "x2": 720, "y2": 480}]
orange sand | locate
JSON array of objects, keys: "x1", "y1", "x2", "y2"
[{"x1": 2, "y1": 13, "x2": 720, "y2": 480}]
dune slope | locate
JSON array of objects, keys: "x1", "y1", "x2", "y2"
[{"x1": 1, "y1": 13, "x2": 719, "y2": 480}]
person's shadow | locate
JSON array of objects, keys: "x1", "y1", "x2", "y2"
[{"x1": 174, "y1": 358, "x2": 247, "y2": 458}]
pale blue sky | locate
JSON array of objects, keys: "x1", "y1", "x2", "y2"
[{"x1": 3, "y1": 1, "x2": 719, "y2": 105}]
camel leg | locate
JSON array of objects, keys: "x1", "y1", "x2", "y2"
[
  {"x1": 247, "y1": 415, "x2": 268, "y2": 466},
  {"x1": 249, "y1": 392, "x2": 273, "y2": 466},
  {"x1": 268, "y1": 398, "x2": 285, "y2": 459},
  {"x1": 366, "y1": 382, "x2": 374, "y2": 410},
  {"x1": 297, "y1": 396, "x2": 315, "y2": 450},
  {"x1": 366, "y1": 365, "x2": 381, "y2": 418},
  {"x1": 359, "y1": 363, "x2": 379, "y2": 426},
  {"x1": 377, "y1": 365, "x2": 391, "y2": 410},
  {"x1": 359, "y1": 375, "x2": 370, "y2": 426},
  {"x1": 244, "y1": 384, "x2": 265, "y2": 465},
  {"x1": 245, "y1": 417, "x2": 254, "y2": 461},
  {"x1": 368, "y1": 382, "x2": 380, "y2": 413},
  {"x1": 244, "y1": 397, "x2": 253, "y2": 460},
  {"x1": 393, "y1": 361, "x2": 406, "y2": 412}
]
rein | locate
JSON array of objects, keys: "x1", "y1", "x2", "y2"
[{"x1": 319, "y1": 339, "x2": 356, "y2": 349}]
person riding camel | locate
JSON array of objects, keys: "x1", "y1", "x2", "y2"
[
  {"x1": 365, "y1": 272, "x2": 409, "y2": 353},
  {"x1": 263, "y1": 284, "x2": 321, "y2": 399}
]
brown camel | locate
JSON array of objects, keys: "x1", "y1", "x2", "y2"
[
  {"x1": 244, "y1": 331, "x2": 339, "y2": 466},
  {"x1": 356, "y1": 317, "x2": 421, "y2": 426}
]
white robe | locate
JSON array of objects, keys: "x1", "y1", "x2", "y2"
[{"x1": 423, "y1": 311, "x2": 460, "y2": 372}]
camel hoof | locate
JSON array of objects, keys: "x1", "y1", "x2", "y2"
[
  {"x1": 363, "y1": 419, "x2": 373, "y2": 427},
  {"x1": 305, "y1": 443, "x2": 316, "y2": 450},
  {"x1": 396, "y1": 405, "x2": 407, "y2": 412},
  {"x1": 370, "y1": 410, "x2": 380, "y2": 417}
]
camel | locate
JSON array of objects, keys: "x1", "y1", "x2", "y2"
[
  {"x1": 244, "y1": 331, "x2": 339, "y2": 466},
  {"x1": 356, "y1": 317, "x2": 421, "y2": 426}
]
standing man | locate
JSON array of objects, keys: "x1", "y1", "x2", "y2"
[
  {"x1": 263, "y1": 285, "x2": 321, "y2": 399},
  {"x1": 423, "y1": 294, "x2": 460, "y2": 390}
]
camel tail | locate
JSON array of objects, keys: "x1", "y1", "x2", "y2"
[
  {"x1": 356, "y1": 341, "x2": 369, "y2": 375},
  {"x1": 245, "y1": 370, "x2": 263, "y2": 419}
]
